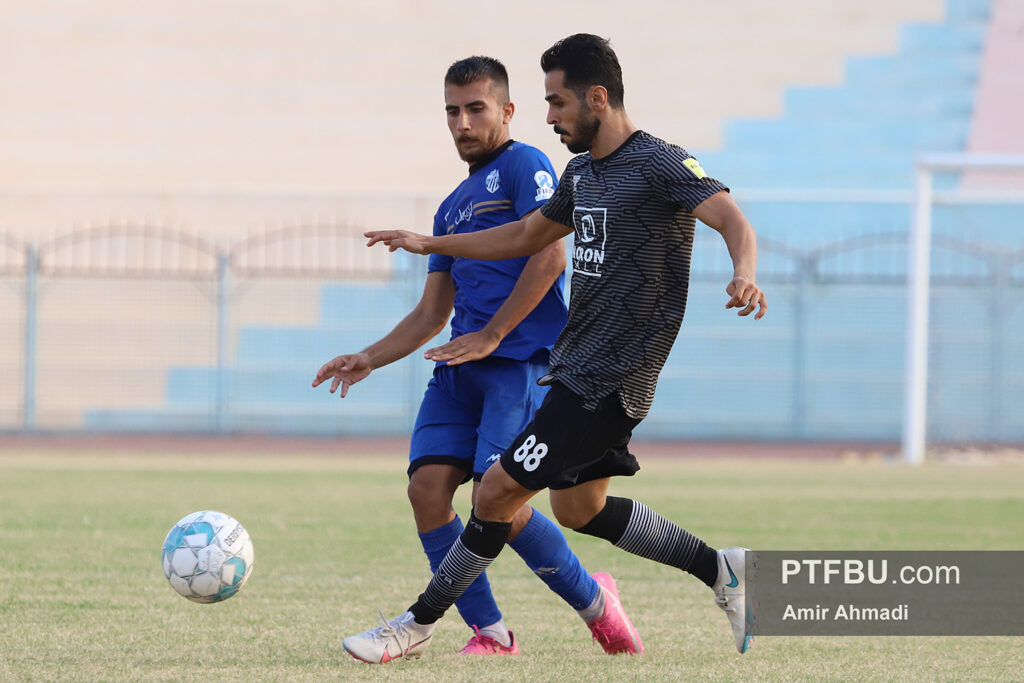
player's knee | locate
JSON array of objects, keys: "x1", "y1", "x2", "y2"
[
  {"x1": 550, "y1": 491, "x2": 606, "y2": 530},
  {"x1": 551, "y1": 501, "x2": 600, "y2": 530},
  {"x1": 550, "y1": 479, "x2": 611, "y2": 529},
  {"x1": 406, "y1": 478, "x2": 432, "y2": 512},
  {"x1": 475, "y1": 465, "x2": 533, "y2": 522},
  {"x1": 406, "y1": 469, "x2": 457, "y2": 513}
]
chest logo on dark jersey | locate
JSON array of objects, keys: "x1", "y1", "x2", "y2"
[
  {"x1": 485, "y1": 169, "x2": 501, "y2": 193},
  {"x1": 572, "y1": 207, "x2": 607, "y2": 278}
]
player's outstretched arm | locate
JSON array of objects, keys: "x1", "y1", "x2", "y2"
[
  {"x1": 312, "y1": 272, "x2": 455, "y2": 396},
  {"x1": 426, "y1": 214, "x2": 566, "y2": 365},
  {"x1": 366, "y1": 209, "x2": 571, "y2": 261},
  {"x1": 693, "y1": 191, "x2": 767, "y2": 320}
]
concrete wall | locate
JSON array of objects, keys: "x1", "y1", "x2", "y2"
[{"x1": 1, "y1": 0, "x2": 943, "y2": 239}]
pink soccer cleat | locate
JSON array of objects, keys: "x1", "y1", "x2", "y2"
[
  {"x1": 587, "y1": 573, "x2": 644, "y2": 654},
  {"x1": 457, "y1": 625, "x2": 520, "y2": 655}
]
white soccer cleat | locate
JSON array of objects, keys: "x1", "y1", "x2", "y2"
[
  {"x1": 712, "y1": 547, "x2": 754, "y2": 653},
  {"x1": 342, "y1": 610, "x2": 434, "y2": 664}
]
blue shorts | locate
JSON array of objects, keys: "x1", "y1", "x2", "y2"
[{"x1": 408, "y1": 354, "x2": 550, "y2": 482}]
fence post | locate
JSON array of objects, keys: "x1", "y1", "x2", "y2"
[
  {"x1": 791, "y1": 257, "x2": 809, "y2": 437},
  {"x1": 989, "y1": 262, "x2": 1007, "y2": 438},
  {"x1": 215, "y1": 252, "x2": 231, "y2": 433},
  {"x1": 23, "y1": 245, "x2": 37, "y2": 430}
]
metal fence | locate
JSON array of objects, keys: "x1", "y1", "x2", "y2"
[{"x1": 1, "y1": 196, "x2": 1022, "y2": 443}]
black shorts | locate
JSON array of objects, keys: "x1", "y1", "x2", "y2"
[{"x1": 499, "y1": 381, "x2": 641, "y2": 491}]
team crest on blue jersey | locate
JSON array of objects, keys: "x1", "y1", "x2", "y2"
[
  {"x1": 534, "y1": 171, "x2": 554, "y2": 200},
  {"x1": 485, "y1": 169, "x2": 501, "y2": 193}
]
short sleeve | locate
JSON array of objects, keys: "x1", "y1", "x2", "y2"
[
  {"x1": 506, "y1": 146, "x2": 559, "y2": 218},
  {"x1": 644, "y1": 146, "x2": 729, "y2": 213},
  {"x1": 427, "y1": 203, "x2": 454, "y2": 273},
  {"x1": 539, "y1": 164, "x2": 577, "y2": 228}
]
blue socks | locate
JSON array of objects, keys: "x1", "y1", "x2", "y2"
[
  {"x1": 418, "y1": 516, "x2": 501, "y2": 629},
  {"x1": 509, "y1": 509, "x2": 599, "y2": 611}
]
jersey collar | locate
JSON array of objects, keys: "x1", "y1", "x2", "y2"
[
  {"x1": 592, "y1": 130, "x2": 644, "y2": 166},
  {"x1": 468, "y1": 139, "x2": 515, "y2": 175}
]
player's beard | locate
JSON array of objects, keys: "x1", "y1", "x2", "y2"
[
  {"x1": 455, "y1": 126, "x2": 504, "y2": 163},
  {"x1": 563, "y1": 105, "x2": 601, "y2": 154}
]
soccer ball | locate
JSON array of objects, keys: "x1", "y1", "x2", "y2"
[{"x1": 161, "y1": 510, "x2": 255, "y2": 603}]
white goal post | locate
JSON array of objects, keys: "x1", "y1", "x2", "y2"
[{"x1": 902, "y1": 153, "x2": 1024, "y2": 464}]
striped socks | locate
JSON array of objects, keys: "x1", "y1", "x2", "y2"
[
  {"x1": 410, "y1": 512, "x2": 511, "y2": 624},
  {"x1": 418, "y1": 516, "x2": 503, "y2": 632},
  {"x1": 575, "y1": 496, "x2": 719, "y2": 587}
]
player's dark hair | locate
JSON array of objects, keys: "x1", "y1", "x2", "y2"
[
  {"x1": 541, "y1": 33, "x2": 624, "y2": 108},
  {"x1": 445, "y1": 56, "x2": 510, "y2": 102}
]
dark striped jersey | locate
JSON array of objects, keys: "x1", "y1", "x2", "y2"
[
  {"x1": 540, "y1": 130, "x2": 728, "y2": 418},
  {"x1": 429, "y1": 140, "x2": 567, "y2": 361}
]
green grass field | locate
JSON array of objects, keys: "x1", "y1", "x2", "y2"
[{"x1": 1, "y1": 450, "x2": 1021, "y2": 682}]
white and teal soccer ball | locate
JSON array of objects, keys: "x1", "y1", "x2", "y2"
[{"x1": 161, "y1": 510, "x2": 255, "y2": 603}]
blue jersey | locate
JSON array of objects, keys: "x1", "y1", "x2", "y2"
[{"x1": 428, "y1": 140, "x2": 567, "y2": 361}]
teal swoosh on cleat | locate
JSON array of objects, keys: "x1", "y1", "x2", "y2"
[{"x1": 724, "y1": 557, "x2": 739, "y2": 588}]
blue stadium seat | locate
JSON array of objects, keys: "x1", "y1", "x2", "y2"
[
  {"x1": 783, "y1": 85, "x2": 975, "y2": 118},
  {"x1": 317, "y1": 282, "x2": 414, "y2": 323},
  {"x1": 844, "y1": 53, "x2": 980, "y2": 89},
  {"x1": 945, "y1": 0, "x2": 991, "y2": 20},
  {"x1": 700, "y1": 151, "x2": 924, "y2": 189},
  {"x1": 235, "y1": 327, "x2": 389, "y2": 363},
  {"x1": 722, "y1": 119, "x2": 970, "y2": 153},
  {"x1": 899, "y1": 22, "x2": 987, "y2": 53}
]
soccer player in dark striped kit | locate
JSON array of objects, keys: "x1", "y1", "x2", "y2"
[{"x1": 346, "y1": 33, "x2": 767, "y2": 663}]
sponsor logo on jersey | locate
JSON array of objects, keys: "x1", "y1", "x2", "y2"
[
  {"x1": 534, "y1": 170, "x2": 554, "y2": 200},
  {"x1": 572, "y1": 207, "x2": 608, "y2": 277},
  {"x1": 572, "y1": 175, "x2": 581, "y2": 191},
  {"x1": 447, "y1": 200, "x2": 474, "y2": 233},
  {"x1": 485, "y1": 169, "x2": 501, "y2": 193}
]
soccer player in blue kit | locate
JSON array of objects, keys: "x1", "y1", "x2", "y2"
[{"x1": 313, "y1": 56, "x2": 641, "y2": 659}]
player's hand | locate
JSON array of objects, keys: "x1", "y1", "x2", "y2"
[
  {"x1": 725, "y1": 276, "x2": 767, "y2": 320},
  {"x1": 312, "y1": 352, "x2": 372, "y2": 398},
  {"x1": 364, "y1": 230, "x2": 432, "y2": 254},
  {"x1": 424, "y1": 329, "x2": 502, "y2": 366}
]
